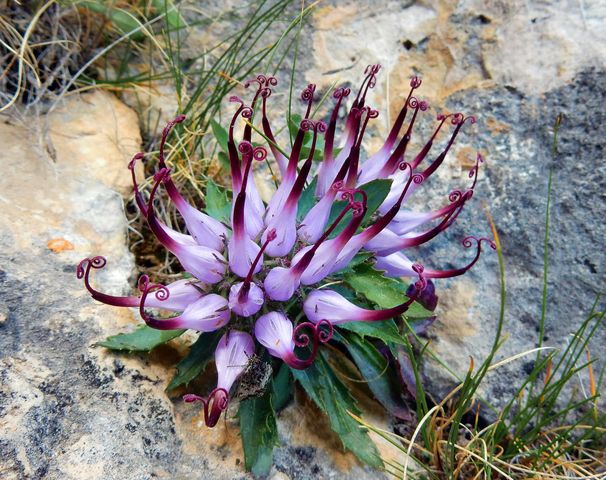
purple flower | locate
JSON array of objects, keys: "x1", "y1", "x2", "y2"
[{"x1": 78, "y1": 66, "x2": 493, "y2": 427}]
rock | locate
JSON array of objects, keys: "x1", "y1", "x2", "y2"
[{"x1": 423, "y1": 68, "x2": 606, "y2": 411}]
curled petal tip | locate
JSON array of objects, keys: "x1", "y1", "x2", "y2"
[
  {"x1": 253, "y1": 146, "x2": 268, "y2": 162},
  {"x1": 333, "y1": 87, "x2": 351, "y2": 99},
  {"x1": 301, "y1": 83, "x2": 316, "y2": 101},
  {"x1": 410, "y1": 76, "x2": 422, "y2": 88}
]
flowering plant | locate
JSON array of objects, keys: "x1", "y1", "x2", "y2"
[{"x1": 78, "y1": 65, "x2": 493, "y2": 473}]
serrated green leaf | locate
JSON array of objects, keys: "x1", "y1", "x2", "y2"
[
  {"x1": 210, "y1": 119, "x2": 229, "y2": 153},
  {"x1": 97, "y1": 325, "x2": 184, "y2": 352},
  {"x1": 291, "y1": 351, "x2": 382, "y2": 468},
  {"x1": 325, "y1": 179, "x2": 392, "y2": 239},
  {"x1": 271, "y1": 363, "x2": 293, "y2": 412},
  {"x1": 297, "y1": 176, "x2": 318, "y2": 222},
  {"x1": 344, "y1": 263, "x2": 431, "y2": 319},
  {"x1": 166, "y1": 331, "x2": 222, "y2": 391},
  {"x1": 336, "y1": 319, "x2": 407, "y2": 345},
  {"x1": 334, "y1": 330, "x2": 411, "y2": 420},
  {"x1": 238, "y1": 390, "x2": 278, "y2": 476},
  {"x1": 204, "y1": 182, "x2": 231, "y2": 223}
]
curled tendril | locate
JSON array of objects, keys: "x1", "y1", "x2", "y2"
[
  {"x1": 244, "y1": 74, "x2": 268, "y2": 89},
  {"x1": 462, "y1": 236, "x2": 496, "y2": 251},
  {"x1": 469, "y1": 153, "x2": 485, "y2": 178},
  {"x1": 350, "y1": 201, "x2": 365, "y2": 217},
  {"x1": 365, "y1": 64, "x2": 381, "y2": 75},
  {"x1": 128, "y1": 152, "x2": 144, "y2": 170},
  {"x1": 300, "y1": 119, "x2": 315, "y2": 131},
  {"x1": 266, "y1": 228, "x2": 277, "y2": 242},
  {"x1": 412, "y1": 172, "x2": 424, "y2": 184},
  {"x1": 288, "y1": 320, "x2": 333, "y2": 369},
  {"x1": 367, "y1": 108, "x2": 379, "y2": 119},
  {"x1": 463, "y1": 115, "x2": 477, "y2": 125},
  {"x1": 331, "y1": 180, "x2": 344, "y2": 192},
  {"x1": 253, "y1": 146, "x2": 268, "y2": 162},
  {"x1": 241, "y1": 106, "x2": 253, "y2": 119},
  {"x1": 315, "y1": 121, "x2": 328, "y2": 133},
  {"x1": 183, "y1": 388, "x2": 229, "y2": 428},
  {"x1": 76, "y1": 256, "x2": 107, "y2": 280},
  {"x1": 153, "y1": 167, "x2": 170, "y2": 184},
  {"x1": 412, "y1": 263, "x2": 428, "y2": 291},
  {"x1": 229, "y1": 95, "x2": 243, "y2": 106},
  {"x1": 436, "y1": 112, "x2": 457, "y2": 122},
  {"x1": 410, "y1": 76, "x2": 422, "y2": 89},
  {"x1": 76, "y1": 256, "x2": 108, "y2": 297},
  {"x1": 333, "y1": 87, "x2": 351, "y2": 99},
  {"x1": 266, "y1": 76, "x2": 278, "y2": 86},
  {"x1": 260, "y1": 87, "x2": 272, "y2": 98},
  {"x1": 398, "y1": 161, "x2": 412, "y2": 172},
  {"x1": 138, "y1": 274, "x2": 170, "y2": 303},
  {"x1": 449, "y1": 189, "x2": 464, "y2": 203},
  {"x1": 408, "y1": 96, "x2": 420, "y2": 109},
  {"x1": 238, "y1": 141, "x2": 254, "y2": 155},
  {"x1": 340, "y1": 188, "x2": 368, "y2": 211},
  {"x1": 451, "y1": 113, "x2": 465, "y2": 125},
  {"x1": 301, "y1": 84, "x2": 316, "y2": 101}
]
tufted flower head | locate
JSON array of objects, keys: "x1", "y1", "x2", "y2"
[{"x1": 77, "y1": 66, "x2": 493, "y2": 428}]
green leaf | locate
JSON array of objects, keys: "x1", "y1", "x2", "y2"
[
  {"x1": 291, "y1": 351, "x2": 382, "y2": 468},
  {"x1": 151, "y1": 0, "x2": 185, "y2": 30},
  {"x1": 210, "y1": 119, "x2": 229, "y2": 153},
  {"x1": 344, "y1": 263, "x2": 432, "y2": 319},
  {"x1": 97, "y1": 325, "x2": 184, "y2": 352},
  {"x1": 166, "y1": 331, "x2": 222, "y2": 391},
  {"x1": 325, "y1": 179, "x2": 392, "y2": 239},
  {"x1": 271, "y1": 363, "x2": 293, "y2": 412},
  {"x1": 333, "y1": 330, "x2": 411, "y2": 420},
  {"x1": 204, "y1": 182, "x2": 231, "y2": 223},
  {"x1": 297, "y1": 176, "x2": 318, "y2": 222},
  {"x1": 336, "y1": 319, "x2": 407, "y2": 346},
  {"x1": 79, "y1": 2, "x2": 145, "y2": 41},
  {"x1": 238, "y1": 390, "x2": 278, "y2": 476}
]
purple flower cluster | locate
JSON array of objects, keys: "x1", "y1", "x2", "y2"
[{"x1": 77, "y1": 65, "x2": 494, "y2": 427}]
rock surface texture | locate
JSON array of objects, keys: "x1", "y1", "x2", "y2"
[{"x1": 2, "y1": 0, "x2": 605, "y2": 479}]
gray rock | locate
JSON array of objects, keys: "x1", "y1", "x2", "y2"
[{"x1": 423, "y1": 68, "x2": 606, "y2": 411}]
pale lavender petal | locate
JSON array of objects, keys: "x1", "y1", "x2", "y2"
[
  {"x1": 254, "y1": 312, "x2": 295, "y2": 359},
  {"x1": 264, "y1": 266, "x2": 299, "y2": 302},
  {"x1": 303, "y1": 289, "x2": 369, "y2": 324},
  {"x1": 215, "y1": 331, "x2": 254, "y2": 392},
  {"x1": 178, "y1": 294, "x2": 230, "y2": 331},
  {"x1": 387, "y1": 209, "x2": 433, "y2": 236},
  {"x1": 374, "y1": 252, "x2": 417, "y2": 278},
  {"x1": 178, "y1": 245, "x2": 227, "y2": 284},
  {"x1": 228, "y1": 282, "x2": 264, "y2": 317},
  {"x1": 263, "y1": 206, "x2": 298, "y2": 257},
  {"x1": 243, "y1": 177, "x2": 266, "y2": 238},
  {"x1": 172, "y1": 191, "x2": 228, "y2": 252},
  {"x1": 298, "y1": 190, "x2": 336, "y2": 244},
  {"x1": 228, "y1": 234, "x2": 261, "y2": 278},
  {"x1": 143, "y1": 279, "x2": 205, "y2": 311}
]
